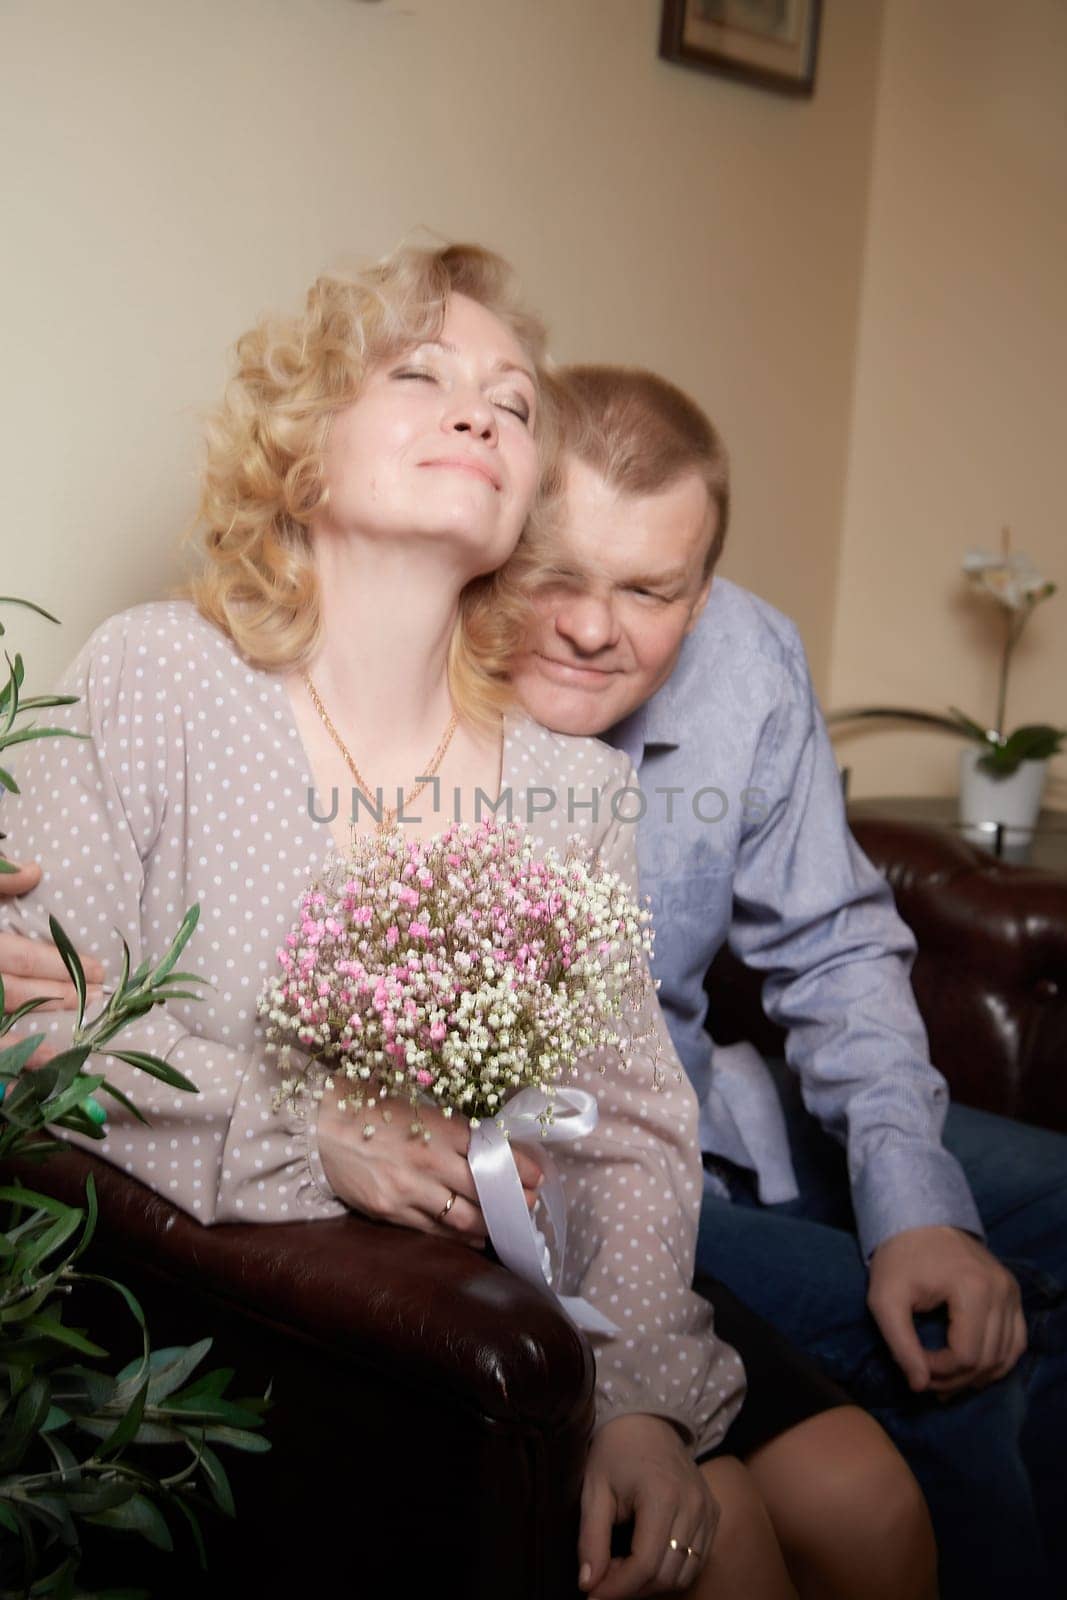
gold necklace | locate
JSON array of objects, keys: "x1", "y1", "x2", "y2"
[{"x1": 302, "y1": 672, "x2": 459, "y2": 833}]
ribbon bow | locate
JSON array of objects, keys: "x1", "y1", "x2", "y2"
[{"x1": 468, "y1": 1086, "x2": 618, "y2": 1336}]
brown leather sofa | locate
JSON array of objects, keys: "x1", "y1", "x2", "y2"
[{"x1": 9, "y1": 817, "x2": 1067, "y2": 1597}]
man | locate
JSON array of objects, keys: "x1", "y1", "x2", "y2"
[
  {"x1": 4, "y1": 367, "x2": 1065, "y2": 1595},
  {"x1": 509, "y1": 366, "x2": 1066, "y2": 1598}
]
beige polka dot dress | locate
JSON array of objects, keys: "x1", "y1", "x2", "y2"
[{"x1": 0, "y1": 601, "x2": 744, "y2": 1456}]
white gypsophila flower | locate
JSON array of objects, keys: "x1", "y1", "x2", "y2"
[{"x1": 963, "y1": 549, "x2": 1055, "y2": 612}]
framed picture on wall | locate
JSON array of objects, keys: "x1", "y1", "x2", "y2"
[{"x1": 659, "y1": 0, "x2": 822, "y2": 96}]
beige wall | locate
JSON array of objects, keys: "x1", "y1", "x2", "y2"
[
  {"x1": 829, "y1": 0, "x2": 1067, "y2": 803},
  {"x1": 1, "y1": 0, "x2": 882, "y2": 693}
]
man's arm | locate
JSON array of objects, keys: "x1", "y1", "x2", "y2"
[{"x1": 728, "y1": 625, "x2": 1023, "y2": 1391}]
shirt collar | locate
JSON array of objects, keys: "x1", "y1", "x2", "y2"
[{"x1": 607, "y1": 670, "x2": 684, "y2": 766}]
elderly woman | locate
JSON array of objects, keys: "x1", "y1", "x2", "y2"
[{"x1": 0, "y1": 243, "x2": 934, "y2": 1600}]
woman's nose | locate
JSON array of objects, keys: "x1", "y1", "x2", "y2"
[
  {"x1": 443, "y1": 390, "x2": 498, "y2": 445},
  {"x1": 555, "y1": 593, "x2": 619, "y2": 653}
]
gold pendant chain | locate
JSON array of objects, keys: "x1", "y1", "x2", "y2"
[{"x1": 302, "y1": 672, "x2": 459, "y2": 832}]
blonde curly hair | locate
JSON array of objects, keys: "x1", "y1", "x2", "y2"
[{"x1": 185, "y1": 242, "x2": 560, "y2": 727}]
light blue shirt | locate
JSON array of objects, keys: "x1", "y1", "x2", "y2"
[{"x1": 605, "y1": 578, "x2": 982, "y2": 1259}]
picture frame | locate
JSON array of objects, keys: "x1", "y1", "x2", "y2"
[{"x1": 659, "y1": 0, "x2": 822, "y2": 97}]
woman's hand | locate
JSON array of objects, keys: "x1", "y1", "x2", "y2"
[
  {"x1": 578, "y1": 1414, "x2": 718, "y2": 1599},
  {"x1": 316, "y1": 1087, "x2": 543, "y2": 1245},
  {"x1": 1, "y1": 859, "x2": 105, "y2": 1067},
  {"x1": 1, "y1": 861, "x2": 106, "y2": 1017}
]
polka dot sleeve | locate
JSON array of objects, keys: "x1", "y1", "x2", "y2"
[
  {"x1": 0, "y1": 605, "x2": 345, "y2": 1225},
  {"x1": 548, "y1": 753, "x2": 746, "y2": 1458}
]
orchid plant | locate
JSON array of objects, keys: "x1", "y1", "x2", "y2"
[{"x1": 830, "y1": 534, "x2": 1065, "y2": 777}]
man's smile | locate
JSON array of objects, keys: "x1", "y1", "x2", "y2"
[{"x1": 532, "y1": 652, "x2": 619, "y2": 685}]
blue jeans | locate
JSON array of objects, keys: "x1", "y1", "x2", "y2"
[{"x1": 696, "y1": 1069, "x2": 1067, "y2": 1600}]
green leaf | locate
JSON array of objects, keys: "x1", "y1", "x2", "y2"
[
  {"x1": 65, "y1": 1479, "x2": 141, "y2": 1516},
  {"x1": 0, "y1": 1500, "x2": 18, "y2": 1533},
  {"x1": 109, "y1": 935, "x2": 132, "y2": 1015},
  {"x1": 0, "y1": 596, "x2": 62, "y2": 624},
  {"x1": 170, "y1": 1495, "x2": 207, "y2": 1570},
  {"x1": 96, "y1": 1078, "x2": 150, "y2": 1127},
  {"x1": 0, "y1": 765, "x2": 19, "y2": 794},
  {"x1": 0, "y1": 725, "x2": 86, "y2": 750},
  {"x1": 70, "y1": 1271, "x2": 147, "y2": 1339},
  {"x1": 47, "y1": 916, "x2": 86, "y2": 1029},
  {"x1": 0, "y1": 1183, "x2": 82, "y2": 1220},
  {"x1": 160, "y1": 1395, "x2": 263, "y2": 1429},
  {"x1": 200, "y1": 1425, "x2": 271, "y2": 1453},
  {"x1": 19, "y1": 1314, "x2": 108, "y2": 1358},
  {"x1": 173, "y1": 1367, "x2": 235, "y2": 1401},
  {"x1": 826, "y1": 704, "x2": 975, "y2": 736},
  {"x1": 0, "y1": 1374, "x2": 50, "y2": 1471},
  {"x1": 197, "y1": 1443, "x2": 236, "y2": 1519},
  {"x1": 141, "y1": 1340, "x2": 213, "y2": 1404},
  {"x1": 0, "y1": 1136, "x2": 67, "y2": 1163},
  {"x1": 96, "y1": 1380, "x2": 148, "y2": 1460},
  {"x1": 41, "y1": 1429, "x2": 80, "y2": 1483},
  {"x1": 13, "y1": 1206, "x2": 84, "y2": 1277},
  {"x1": 40, "y1": 1405, "x2": 72, "y2": 1434},
  {"x1": 146, "y1": 906, "x2": 200, "y2": 988},
  {"x1": 978, "y1": 722, "x2": 1067, "y2": 774},
  {"x1": 0, "y1": 994, "x2": 54, "y2": 1033},
  {"x1": 126, "y1": 957, "x2": 153, "y2": 989},
  {"x1": 50, "y1": 1366, "x2": 115, "y2": 1413},
  {"x1": 101, "y1": 1051, "x2": 198, "y2": 1095},
  {"x1": 0, "y1": 1034, "x2": 49, "y2": 1080},
  {"x1": 52, "y1": 1104, "x2": 108, "y2": 1141},
  {"x1": 0, "y1": 854, "x2": 20, "y2": 874},
  {"x1": 85, "y1": 1492, "x2": 173, "y2": 1552},
  {"x1": 42, "y1": 1074, "x2": 107, "y2": 1126},
  {"x1": 8, "y1": 693, "x2": 80, "y2": 711},
  {"x1": 76, "y1": 1415, "x2": 187, "y2": 1446},
  {"x1": 70, "y1": 1172, "x2": 98, "y2": 1263}
]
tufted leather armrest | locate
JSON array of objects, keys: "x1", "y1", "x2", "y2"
[
  {"x1": 7, "y1": 1144, "x2": 594, "y2": 1598},
  {"x1": 706, "y1": 817, "x2": 1067, "y2": 1132}
]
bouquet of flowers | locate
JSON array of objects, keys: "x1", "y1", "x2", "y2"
[{"x1": 259, "y1": 819, "x2": 658, "y2": 1330}]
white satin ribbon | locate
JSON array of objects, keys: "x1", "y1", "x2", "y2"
[{"x1": 467, "y1": 1086, "x2": 618, "y2": 1336}]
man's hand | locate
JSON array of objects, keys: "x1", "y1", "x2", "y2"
[
  {"x1": 868, "y1": 1225, "x2": 1026, "y2": 1395},
  {"x1": 578, "y1": 1414, "x2": 718, "y2": 1598},
  {"x1": 317, "y1": 1090, "x2": 543, "y2": 1245}
]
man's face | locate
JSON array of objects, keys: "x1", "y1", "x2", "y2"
[{"x1": 511, "y1": 457, "x2": 714, "y2": 736}]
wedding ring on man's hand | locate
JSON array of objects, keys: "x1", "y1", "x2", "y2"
[
  {"x1": 668, "y1": 1537, "x2": 698, "y2": 1559},
  {"x1": 437, "y1": 1190, "x2": 457, "y2": 1222}
]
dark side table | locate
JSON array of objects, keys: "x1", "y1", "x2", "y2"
[{"x1": 846, "y1": 796, "x2": 1067, "y2": 875}]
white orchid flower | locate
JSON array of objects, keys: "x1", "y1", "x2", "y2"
[{"x1": 962, "y1": 549, "x2": 1055, "y2": 612}]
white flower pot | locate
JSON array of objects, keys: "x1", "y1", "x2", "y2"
[{"x1": 958, "y1": 746, "x2": 1048, "y2": 848}]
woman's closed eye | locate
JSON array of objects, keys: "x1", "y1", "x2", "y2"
[
  {"x1": 492, "y1": 391, "x2": 532, "y2": 426},
  {"x1": 392, "y1": 367, "x2": 531, "y2": 422},
  {"x1": 392, "y1": 366, "x2": 437, "y2": 384}
]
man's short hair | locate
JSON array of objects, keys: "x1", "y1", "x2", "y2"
[{"x1": 553, "y1": 366, "x2": 730, "y2": 578}]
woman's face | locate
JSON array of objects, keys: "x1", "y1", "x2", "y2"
[{"x1": 316, "y1": 293, "x2": 542, "y2": 576}]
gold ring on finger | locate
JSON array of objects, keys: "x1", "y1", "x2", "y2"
[
  {"x1": 437, "y1": 1190, "x2": 457, "y2": 1223},
  {"x1": 668, "y1": 1537, "x2": 698, "y2": 1559}
]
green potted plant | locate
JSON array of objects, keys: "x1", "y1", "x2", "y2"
[
  {"x1": 0, "y1": 598, "x2": 268, "y2": 1597},
  {"x1": 829, "y1": 535, "x2": 1064, "y2": 835}
]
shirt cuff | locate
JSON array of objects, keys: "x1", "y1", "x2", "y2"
[{"x1": 851, "y1": 1139, "x2": 985, "y2": 1261}]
